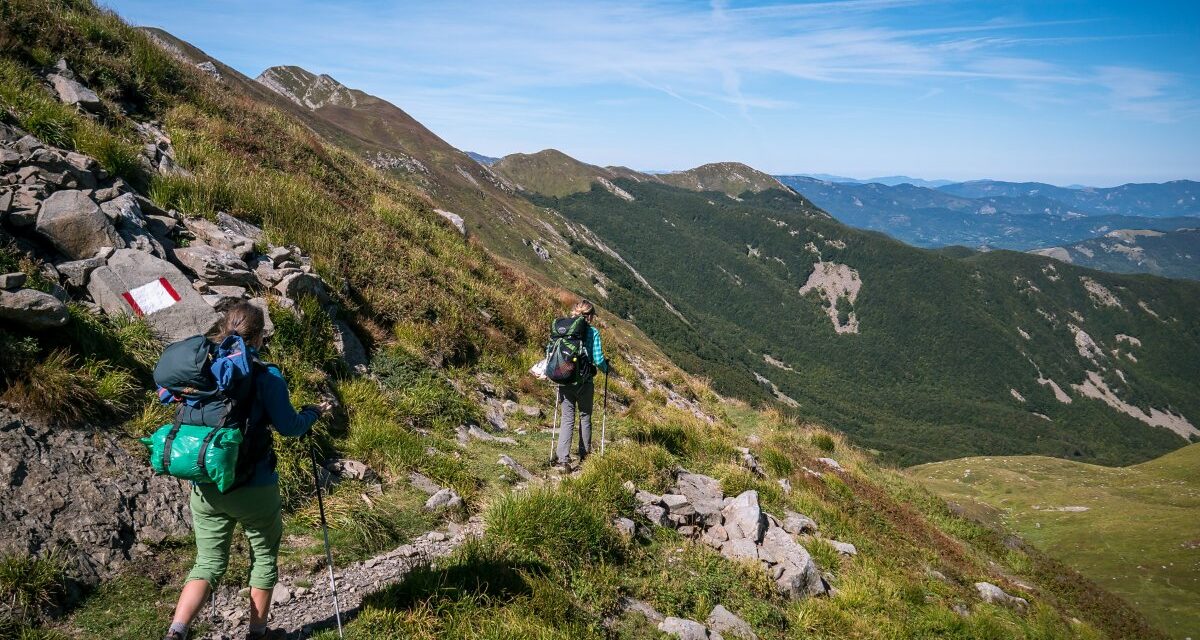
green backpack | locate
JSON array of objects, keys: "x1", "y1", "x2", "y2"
[{"x1": 142, "y1": 334, "x2": 268, "y2": 493}]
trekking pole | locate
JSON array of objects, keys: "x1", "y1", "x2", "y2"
[
  {"x1": 600, "y1": 371, "x2": 609, "y2": 455},
  {"x1": 310, "y1": 442, "x2": 345, "y2": 638},
  {"x1": 548, "y1": 386, "x2": 561, "y2": 464}
]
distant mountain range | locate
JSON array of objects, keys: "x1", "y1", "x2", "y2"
[
  {"x1": 466, "y1": 151, "x2": 499, "y2": 165},
  {"x1": 800, "y1": 173, "x2": 957, "y2": 189},
  {"x1": 775, "y1": 175, "x2": 1200, "y2": 252}
]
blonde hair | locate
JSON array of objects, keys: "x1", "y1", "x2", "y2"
[
  {"x1": 216, "y1": 301, "x2": 266, "y2": 345},
  {"x1": 571, "y1": 299, "x2": 596, "y2": 318}
]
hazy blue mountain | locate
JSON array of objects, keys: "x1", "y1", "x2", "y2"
[
  {"x1": 466, "y1": 151, "x2": 500, "y2": 165},
  {"x1": 778, "y1": 175, "x2": 1200, "y2": 252},
  {"x1": 940, "y1": 180, "x2": 1200, "y2": 218},
  {"x1": 790, "y1": 173, "x2": 955, "y2": 188}
]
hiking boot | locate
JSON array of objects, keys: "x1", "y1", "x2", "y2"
[{"x1": 163, "y1": 631, "x2": 186, "y2": 640}]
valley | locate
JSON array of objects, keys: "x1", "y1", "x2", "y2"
[{"x1": 911, "y1": 445, "x2": 1200, "y2": 638}]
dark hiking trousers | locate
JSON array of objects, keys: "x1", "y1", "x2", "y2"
[{"x1": 556, "y1": 378, "x2": 594, "y2": 464}]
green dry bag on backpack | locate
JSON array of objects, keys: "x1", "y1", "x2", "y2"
[{"x1": 143, "y1": 422, "x2": 244, "y2": 492}]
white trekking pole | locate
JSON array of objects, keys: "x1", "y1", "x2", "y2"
[
  {"x1": 310, "y1": 443, "x2": 344, "y2": 638},
  {"x1": 548, "y1": 386, "x2": 561, "y2": 464},
  {"x1": 600, "y1": 371, "x2": 609, "y2": 455}
]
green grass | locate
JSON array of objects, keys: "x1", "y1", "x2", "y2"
[
  {"x1": 911, "y1": 445, "x2": 1200, "y2": 638},
  {"x1": 0, "y1": 553, "x2": 67, "y2": 625}
]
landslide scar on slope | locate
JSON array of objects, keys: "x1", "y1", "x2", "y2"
[{"x1": 800, "y1": 261, "x2": 861, "y2": 334}]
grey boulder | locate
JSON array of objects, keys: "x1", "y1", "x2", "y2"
[
  {"x1": 174, "y1": 244, "x2": 256, "y2": 287},
  {"x1": 658, "y1": 617, "x2": 709, "y2": 640},
  {"x1": 275, "y1": 271, "x2": 330, "y2": 305},
  {"x1": 55, "y1": 255, "x2": 107, "y2": 288},
  {"x1": 183, "y1": 216, "x2": 255, "y2": 259},
  {"x1": 424, "y1": 487, "x2": 463, "y2": 511},
  {"x1": 36, "y1": 190, "x2": 123, "y2": 260},
  {"x1": 87, "y1": 248, "x2": 219, "y2": 342},
  {"x1": 707, "y1": 605, "x2": 756, "y2": 640},
  {"x1": 782, "y1": 511, "x2": 818, "y2": 535},
  {"x1": 721, "y1": 490, "x2": 765, "y2": 543},
  {"x1": 675, "y1": 472, "x2": 724, "y2": 526},
  {"x1": 975, "y1": 582, "x2": 1028, "y2": 610},
  {"x1": 48, "y1": 73, "x2": 101, "y2": 110},
  {"x1": 0, "y1": 288, "x2": 69, "y2": 329},
  {"x1": 759, "y1": 526, "x2": 826, "y2": 598}
]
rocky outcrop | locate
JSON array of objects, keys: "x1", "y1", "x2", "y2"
[
  {"x1": 628, "y1": 471, "x2": 831, "y2": 600},
  {"x1": 0, "y1": 121, "x2": 368, "y2": 364},
  {"x1": 0, "y1": 413, "x2": 191, "y2": 585}
]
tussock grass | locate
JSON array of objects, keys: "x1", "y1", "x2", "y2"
[
  {"x1": 1, "y1": 350, "x2": 137, "y2": 423},
  {"x1": 0, "y1": 552, "x2": 67, "y2": 624},
  {"x1": 485, "y1": 488, "x2": 622, "y2": 572},
  {"x1": 292, "y1": 483, "x2": 435, "y2": 561}
]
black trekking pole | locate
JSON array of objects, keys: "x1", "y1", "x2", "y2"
[
  {"x1": 310, "y1": 442, "x2": 345, "y2": 638},
  {"x1": 600, "y1": 370, "x2": 609, "y2": 455}
]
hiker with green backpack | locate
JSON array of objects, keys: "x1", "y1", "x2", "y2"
[
  {"x1": 146, "y1": 302, "x2": 332, "y2": 640},
  {"x1": 545, "y1": 299, "x2": 611, "y2": 470}
]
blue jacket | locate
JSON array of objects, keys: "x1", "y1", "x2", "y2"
[{"x1": 244, "y1": 363, "x2": 320, "y2": 486}]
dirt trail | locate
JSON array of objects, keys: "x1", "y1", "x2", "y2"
[{"x1": 199, "y1": 518, "x2": 483, "y2": 639}]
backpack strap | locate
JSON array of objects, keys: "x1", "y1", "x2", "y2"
[
  {"x1": 195, "y1": 425, "x2": 223, "y2": 478},
  {"x1": 160, "y1": 413, "x2": 184, "y2": 473}
]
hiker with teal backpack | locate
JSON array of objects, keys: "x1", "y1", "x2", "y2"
[
  {"x1": 544, "y1": 299, "x2": 611, "y2": 470},
  {"x1": 146, "y1": 302, "x2": 332, "y2": 640}
]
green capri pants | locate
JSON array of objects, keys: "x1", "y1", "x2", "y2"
[{"x1": 185, "y1": 482, "x2": 283, "y2": 590}]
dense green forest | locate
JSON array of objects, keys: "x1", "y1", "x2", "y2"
[{"x1": 533, "y1": 182, "x2": 1200, "y2": 466}]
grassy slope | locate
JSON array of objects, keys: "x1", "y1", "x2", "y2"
[
  {"x1": 303, "y1": 404, "x2": 1165, "y2": 640},
  {"x1": 531, "y1": 179, "x2": 1200, "y2": 466},
  {"x1": 910, "y1": 445, "x2": 1200, "y2": 638}
]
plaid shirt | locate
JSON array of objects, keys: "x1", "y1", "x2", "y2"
[{"x1": 588, "y1": 326, "x2": 609, "y2": 374}]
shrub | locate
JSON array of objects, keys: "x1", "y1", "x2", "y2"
[{"x1": 811, "y1": 432, "x2": 837, "y2": 453}]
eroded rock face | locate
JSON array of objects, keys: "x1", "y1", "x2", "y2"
[{"x1": 0, "y1": 414, "x2": 191, "y2": 585}]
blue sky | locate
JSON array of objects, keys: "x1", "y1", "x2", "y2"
[{"x1": 106, "y1": 0, "x2": 1199, "y2": 186}]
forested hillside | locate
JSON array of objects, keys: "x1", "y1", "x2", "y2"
[{"x1": 529, "y1": 179, "x2": 1200, "y2": 466}]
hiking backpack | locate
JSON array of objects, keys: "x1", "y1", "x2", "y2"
[
  {"x1": 141, "y1": 334, "x2": 274, "y2": 493},
  {"x1": 543, "y1": 316, "x2": 593, "y2": 385}
]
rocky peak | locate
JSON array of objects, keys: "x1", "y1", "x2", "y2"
[{"x1": 256, "y1": 65, "x2": 358, "y2": 110}]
